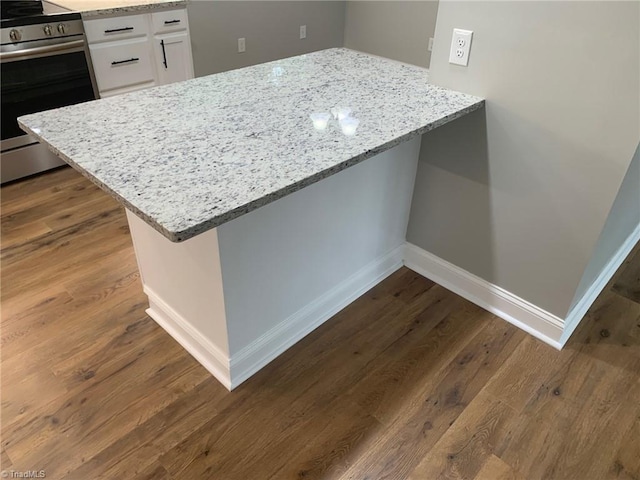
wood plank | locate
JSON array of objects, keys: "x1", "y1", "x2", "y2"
[
  {"x1": 568, "y1": 289, "x2": 640, "y2": 366},
  {"x1": 0, "y1": 166, "x2": 77, "y2": 204},
  {"x1": 40, "y1": 196, "x2": 120, "y2": 233},
  {"x1": 62, "y1": 379, "x2": 227, "y2": 479},
  {"x1": 337, "y1": 314, "x2": 523, "y2": 480},
  {"x1": 156, "y1": 296, "x2": 411, "y2": 478},
  {"x1": 156, "y1": 280, "x2": 454, "y2": 479},
  {"x1": 0, "y1": 220, "x2": 51, "y2": 249},
  {"x1": 1, "y1": 176, "x2": 101, "y2": 235},
  {"x1": 474, "y1": 454, "x2": 525, "y2": 480},
  {"x1": 482, "y1": 335, "x2": 569, "y2": 412},
  {"x1": 1, "y1": 219, "x2": 133, "y2": 306},
  {"x1": 612, "y1": 241, "x2": 640, "y2": 304},
  {"x1": 494, "y1": 356, "x2": 640, "y2": 479},
  {"x1": 4, "y1": 341, "x2": 205, "y2": 479},
  {"x1": 0, "y1": 275, "x2": 146, "y2": 365},
  {"x1": 264, "y1": 401, "x2": 381, "y2": 480},
  {"x1": 407, "y1": 391, "x2": 517, "y2": 480},
  {"x1": 134, "y1": 462, "x2": 173, "y2": 480},
  {"x1": 1, "y1": 351, "x2": 68, "y2": 427},
  {"x1": 375, "y1": 268, "x2": 437, "y2": 305},
  {"x1": 1, "y1": 447, "x2": 14, "y2": 473},
  {"x1": 612, "y1": 397, "x2": 640, "y2": 479}
]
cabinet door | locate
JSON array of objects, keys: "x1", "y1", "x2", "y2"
[
  {"x1": 154, "y1": 31, "x2": 194, "y2": 86},
  {"x1": 90, "y1": 38, "x2": 156, "y2": 94},
  {"x1": 85, "y1": 13, "x2": 149, "y2": 43},
  {"x1": 151, "y1": 9, "x2": 188, "y2": 34}
]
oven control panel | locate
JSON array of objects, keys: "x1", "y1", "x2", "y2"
[{"x1": 1, "y1": 14, "x2": 84, "y2": 45}]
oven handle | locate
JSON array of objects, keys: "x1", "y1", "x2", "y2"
[{"x1": 0, "y1": 39, "x2": 86, "y2": 63}]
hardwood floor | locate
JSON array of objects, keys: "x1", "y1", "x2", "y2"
[{"x1": 2, "y1": 166, "x2": 639, "y2": 480}]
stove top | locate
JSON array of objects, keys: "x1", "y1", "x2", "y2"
[
  {"x1": 1, "y1": 1, "x2": 44, "y2": 20},
  {"x1": 1, "y1": 0, "x2": 77, "y2": 28}
]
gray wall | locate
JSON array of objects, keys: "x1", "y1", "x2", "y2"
[
  {"x1": 407, "y1": 1, "x2": 639, "y2": 317},
  {"x1": 343, "y1": 1, "x2": 439, "y2": 68},
  {"x1": 187, "y1": 1, "x2": 345, "y2": 76},
  {"x1": 569, "y1": 144, "x2": 640, "y2": 310}
]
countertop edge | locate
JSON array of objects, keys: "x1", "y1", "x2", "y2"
[
  {"x1": 18, "y1": 119, "x2": 175, "y2": 242},
  {"x1": 47, "y1": 0, "x2": 187, "y2": 17},
  {"x1": 20, "y1": 98, "x2": 485, "y2": 243},
  {"x1": 171, "y1": 99, "x2": 486, "y2": 242}
]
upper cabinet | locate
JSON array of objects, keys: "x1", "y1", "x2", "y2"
[{"x1": 84, "y1": 8, "x2": 194, "y2": 98}]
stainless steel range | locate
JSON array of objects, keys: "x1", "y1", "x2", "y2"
[{"x1": 1, "y1": 0, "x2": 97, "y2": 183}]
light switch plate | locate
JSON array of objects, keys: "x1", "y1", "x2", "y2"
[{"x1": 449, "y1": 28, "x2": 473, "y2": 66}]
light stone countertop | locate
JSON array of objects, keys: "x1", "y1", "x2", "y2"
[
  {"x1": 19, "y1": 48, "x2": 484, "y2": 242},
  {"x1": 45, "y1": 0, "x2": 185, "y2": 17}
]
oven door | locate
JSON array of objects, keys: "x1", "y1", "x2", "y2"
[
  {"x1": 1, "y1": 38, "x2": 97, "y2": 143},
  {"x1": 1, "y1": 38, "x2": 97, "y2": 182}
]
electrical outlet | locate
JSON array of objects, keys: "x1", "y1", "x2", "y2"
[
  {"x1": 449, "y1": 28, "x2": 472, "y2": 66},
  {"x1": 300, "y1": 25, "x2": 306, "y2": 39},
  {"x1": 428, "y1": 37, "x2": 434, "y2": 52}
]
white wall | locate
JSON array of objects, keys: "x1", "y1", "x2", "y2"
[
  {"x1": 188, "y1": 1, "x2": 345, "y2": 76},
  {"x1": 570, "y1": 144, "x2": 640, "y2": 310},
  {"x1": 217, "y1": 138, "x2": 421, "y2": 352},
  {"x1": 343, "y1": 1, "x2": 439, "y2": 68},
  {"x1": 407, "y1": 1, "x2": 639, "y2": 317}
]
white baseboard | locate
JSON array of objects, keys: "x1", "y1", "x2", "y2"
[
  {"x1": 560, "y1": 223, "x2": 640, "y2": 345},
  {"x1": 144, "y1": 287, "x2": 233, "y2": 390},
  {"x1": 403, "y1": 243, "x2": 565, "y2": 349},
  {"x1": 227, "y1": 245, "x2": 405, "y2": 389},
  {"x1": 143, "y1": 227, "x2": 639, "y2": 389}
]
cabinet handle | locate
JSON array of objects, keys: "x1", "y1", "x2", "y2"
[
  {"x1": 160, "y1": 39, "x2": 168, "y2": 69},
  {"x1": 164, "y1": 19, "x2": 181, "y2": 24},
  {"x1": 104, "y1": 26, "x2": 134, "y2": 33},
  {"x1": 111, "y1": 57, "x2": 139, "y2": 65}
]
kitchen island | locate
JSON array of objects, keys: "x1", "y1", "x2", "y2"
[{"x1": 20, "y1": 48, "x2": 483, "y2": 390}]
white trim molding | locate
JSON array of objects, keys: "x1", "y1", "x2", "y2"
[
  {"x1": 144, "y1": 286, "x2": 233, "y2": 390},
  {"x1": 403, "y1": 242, "x2": 565, "y2": 349},
  {"x1": 404, "y1": 227, "x2": 640, "y2": 349},
  {"x1": 141, "y1": 229, "x2": 639, "y2": 389},
  {"x1": 560, "y1": 223, "x2": 640, "y2": 345},
  {"x1": 227, "y1": 245, "x2": 405, "y2": 389}
]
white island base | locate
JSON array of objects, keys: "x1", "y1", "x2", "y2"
[{"x1": 126, "y1": 137, "x2": 421, "y2": 390}]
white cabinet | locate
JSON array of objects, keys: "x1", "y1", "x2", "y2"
[
  {"x1": 84, "y1": 13, "x2": 149, "y2": 43},
  {"x1": 151, "y1": 8, "x2": 188, "y2": 34},
  {"x1": 89, "y1": 38, "x2": 156, "y2": 93},
  {"x1": 151, "y1": 9, "x2": 193, "y2": 86},
  {"x1": 154, "y1": 31, "x2": 194, "y2": 85},
  {"x1": 85, "y1": 8, "x2": 194, "y2": 98}
]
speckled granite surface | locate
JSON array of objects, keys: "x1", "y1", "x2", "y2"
[
  {"x1": 19, "y1": 48, "x2": 484, "y2": 242},
  {"x1": 46, "y1": 0, "x2": 185, "y2": 17}
]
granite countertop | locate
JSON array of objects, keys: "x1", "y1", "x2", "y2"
[
  {"x1": 45, "y1": 0, "x2": 185, "y2": 17},
  {"x1": 19, "y1": 48, "x2": 484, "y2": 242}
]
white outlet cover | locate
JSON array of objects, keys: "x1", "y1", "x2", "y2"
[
  {"x1": 238, "y1": 37, "x2": 246, "y2": 53},
  {"x1": 300, "y1": 25, "x2": 307, "y2": 39},
  {"x1": 449, "y1": 28, "x2": 473, "y2": 66}
]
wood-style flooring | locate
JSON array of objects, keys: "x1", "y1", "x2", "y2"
[{"x1": 2, "y1": 166, "x2": 639, "y2": 480}]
